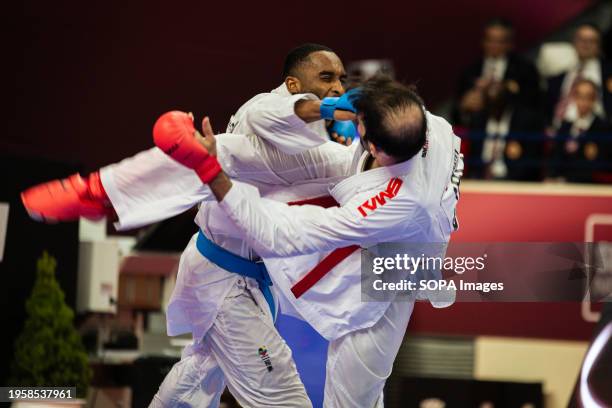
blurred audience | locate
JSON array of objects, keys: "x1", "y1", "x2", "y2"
[
  {"x1": 546, "y1": 24, "x2": 612, "y2": 129},
  {"x1": 454, "y1": 18, "x2": 540, "y2": 128},
  {"x1": 548, "y1": 79, "x2": 612, "y2": 182},
  {"x1": 456, "y1": 18, "x2": 612, "y2": 183},
  {"x1": 466, "y1": 81, "x2": 543, "y2": 181},
  {"x1": 604, "y1": 24, "x2": 612, "y2": 62}
]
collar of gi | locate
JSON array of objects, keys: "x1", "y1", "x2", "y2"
[
  {"x1": 273, "y1": 83, "x2": 291, "y2": 96},
  {"x1": 330, "y1": 151, "x2": 417, "y2": 205}
]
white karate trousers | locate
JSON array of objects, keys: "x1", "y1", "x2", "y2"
[
  {"x1": 150, "y1": 277, "x2": 311, "y2": 408},
  {"x1": 323, "y1": 300, "x2": 414, "y2": 408}
]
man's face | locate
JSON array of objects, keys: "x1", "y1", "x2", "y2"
[
  {"x1": 290, "y1": 51, "x2": 347, "y2": 99},
  {"x1": 482, "y1": 26, "x2": 512, "y2": 58},
  {"x1": 573, "y1": 26, "x2": 600, "y2": 60},
  {"x1": 573, "y1": 82, "x2": 597, "y2": 117}
]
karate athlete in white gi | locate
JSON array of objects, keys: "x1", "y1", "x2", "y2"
[
  {"x1": 21, "y1": 44, "x2": 360, "y2": 408},
  {"x1": 153, "y1": 76, "x2": 463, "y2": 408}
]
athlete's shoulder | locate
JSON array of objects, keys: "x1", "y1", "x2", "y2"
[
  {"x1": 425, "y1": 110, "x2": 453, "y2": 134},
  {"x1": 237, "y1": 91, "x2": 276, "y2": 112},
  {"x1": 227, "y1": 88, "x2": 284, "y2": 132},
  {"x1": 424, "y1": 110, "x2": 460, "y2": 154}
]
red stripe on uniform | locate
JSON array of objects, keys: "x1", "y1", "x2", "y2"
[
  {"x1": 287, "y1": 195, "x2": 339, "y2": 208},
  {"x1": 286, "y1": 194, "x2": 349, "y2": 297},
  {"x1": 291, "y1": 245, "x2": 360, "y2": 299}
]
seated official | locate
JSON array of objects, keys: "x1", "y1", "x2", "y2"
[
  {"x1": 466, "y1": 81, "x2": 544, "y2": 181},
  {"x1": 454, "y1": 18, "x2": 540, "y2": 127},
  {"x1": 546, "y1": 23, "x2": 612, "y2": 128},
  {"x1": 548, "y1": 79, "x2": 612, "y2": 183}
]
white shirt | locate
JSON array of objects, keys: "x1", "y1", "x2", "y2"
[
  {"x1": 482, "y1": 57, "x2": 508, "y2": 81},
  {"x1": 482, "y1": 109, "x2": 513, "y2": 179},
  {"x1": 570, "y1": 113, "x2": 596, "y2": 138},
  {"x1": 561, "y1": 58, "x2": 605, "y2": 120}
]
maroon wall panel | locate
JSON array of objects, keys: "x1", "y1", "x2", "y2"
[
  {"x1": 409, "y1": 187, "x2": 612, "y2": 340},
  {"x1": 7, "y1": 0, "x2": 594, "y2": 169}
]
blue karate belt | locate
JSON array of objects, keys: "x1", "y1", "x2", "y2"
[{"x1": 196, "y1": 230, "x2": 276, "y2": 321}]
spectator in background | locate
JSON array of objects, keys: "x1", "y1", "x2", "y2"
[
  {"x1": 454, "y1": 18, "x2": 540, "y2": 128},
  {"x1": 467, "y1": 81, "x2": 544, "y2": 181},
  {"x1": 546, "y1": 24, "x2": 612, "y2": 129},
  {"x1": 548, "y1": 79, "x2": 611, "y2": 183},
  {"x1": 604, "y1": 23, "x2": 612, "y2": 60}
]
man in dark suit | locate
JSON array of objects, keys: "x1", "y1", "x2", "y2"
[
  {"x1": 546, "y1": 24, "x2": 612, "y2": 128},
  {"x1": 604, "y1": 23, "x2": 612, "y2": 60},
  {"x1": 454, "y1": 18, "x2": 541, "y2": 127},
  {"x1": 466, "y1": 81, "x2": 544, "y2": 181},
  {"x1": 549, "y1": 78, "x2": 612, "y2": 183}
]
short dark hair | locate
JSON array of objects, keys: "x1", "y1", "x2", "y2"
[
  {"x1": 484, "y1": 17, "x2": 515, "y2": 38},
  {"x1": 575, "y1": 23, "x2": 602, "y2": 38},
  {"x1": 352, "y1": 75, "x2": 427, "y2": 162},
  {"x1": 282, "y1": 43, "x2": 334, "y2": 78},
  {"x1": 573, "y1": 78, "x2": 600, "y2": 94}
]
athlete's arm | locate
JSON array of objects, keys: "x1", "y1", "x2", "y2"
[
  {"x1": 154, "y1": 111, "x2": 418, "y2": 257},
  {"x1": 216, "y1": 178, "x2": 419, "y2": 257},
  {"x1": 99, "y1": 146, "x2": 214, "y2": 230},
  {"x1": 243, "y1": 91, "x2": 357, "y2": 154},
  {"x1": 294, "y1": 99, "x2": 356, "y2": 123}
]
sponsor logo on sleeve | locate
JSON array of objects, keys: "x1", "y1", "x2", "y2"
[{"x1": 357, "y1": 178, "x2": 403, "y2": 217}]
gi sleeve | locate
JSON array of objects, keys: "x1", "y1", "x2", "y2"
[
  {"x1": 243, "y1": 92, "x2": 329, "y2": 154},
  {"x1": 219, "y1": 181, "x2": 421, "y2": 257},
  {"x1": 100, "y1": 147, "x2": 214, "y2": 230},
  {"x1": 99, "y1": 131, "x2": 274, "y2": 230}
]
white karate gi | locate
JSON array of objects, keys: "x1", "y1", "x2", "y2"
[
  {"x1": 100, "y1": 84, "x2": 462, "y2": 407},
  {"x1": 215, "y1": 111, "x2": 463, "y2": 407},
  {"x1": 100, "y1": 84, "x2": 351, "y2": 408}
]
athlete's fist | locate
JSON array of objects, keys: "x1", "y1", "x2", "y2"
[
  {"x1": 320, "y1": 88, "x2": 360, "y2": 121},
  {"x1": 153, "y1": 111, "x2": 208, "y2": 168},
  {"x1": 153, "y1": 111, "x2": 221, "y2": 183},
  {"x1": 21, "y1": 172, "x2": 111, "y2": 222},
  {"x1": 328, "y1": 120, "x2": 358, "y2": 145}
]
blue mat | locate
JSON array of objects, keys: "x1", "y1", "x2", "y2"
[{"x1": 276, "y1": 314, "x2": 329, "y2": 407}]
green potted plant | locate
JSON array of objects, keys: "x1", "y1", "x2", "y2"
[{"x1": 10, "y1": 251, "x2": 91, "y2": 406}]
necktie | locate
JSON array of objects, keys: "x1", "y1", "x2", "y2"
[{"x1": 553, "y1": 64, "x2": 584, "y2": 126}]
